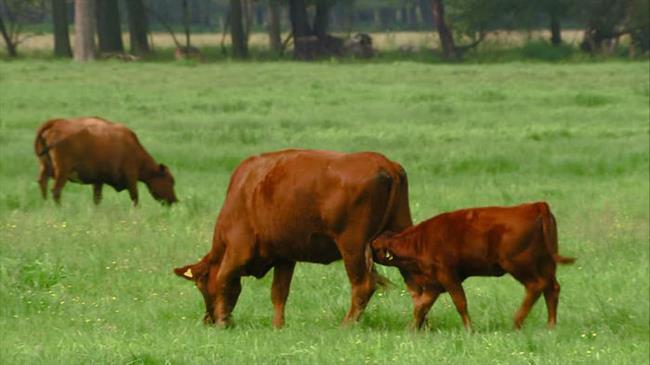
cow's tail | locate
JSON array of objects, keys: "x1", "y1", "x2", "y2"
[
  {"x1": 34, "y1": 119, "x2": 59, "y2": 158},
  {"x1": 364, "y1": 166, "x2": 403, "y2": 288},
  {"x1": 540, "y1": 203, "x2": 576, "y2": 265}
]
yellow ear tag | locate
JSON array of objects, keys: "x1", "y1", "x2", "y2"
[{"x1": 183, "y1": 268, "x2": 193, "y2": 278}]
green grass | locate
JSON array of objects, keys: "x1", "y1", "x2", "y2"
[{"x1": 0, "y1": 59, "x2": 648, "y2": 364}]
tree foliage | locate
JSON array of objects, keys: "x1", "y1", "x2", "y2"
[{"x1": 0, "y1": 0, "x2": 45, "y2": 57}]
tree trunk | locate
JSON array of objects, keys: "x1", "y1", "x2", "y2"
[
  {"x1": 267, "y1": 0, "x2": 281, "y2": 53},
  {"x1": 230, "y1": 0, "x2": 248, "y2": 58},
  {"x1": 550, "y1": 11, "x2": 562, "y2": 46},
  {"x1": 419, "y1": 0, "x2": 433, "y2": 27},
  {"x1": 51, "y1": 0, "x2": 72, "y2": 57},
  {"x1": 182, "y1": 0, "x2": 191, "y2": 48},
  {"x1": 314, "y1": 2, "x2": 332, "y2": 37},
  {"x1": 431, "y1": 0, "x2": 456, "y2": 59},
  {"x1": 96, "y1": 0, "x2": 123, "y2": 53},
  {"x1": 74, "y1": 0, "x2": 96, "y2": 61},
  {"x1": 288, "y1": 0, "x2": 312, "y2": 38},
  {"x1": 125, "y1": 0, "x2": 150, "y2": 55},
  {"x1": 0, "y1": 14, "x2": 17, "y2": 57}
]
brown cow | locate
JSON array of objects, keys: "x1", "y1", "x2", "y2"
[
  {"x1": 174, "y1": 149, "x2": 412, "y2": 328},
  {"x1": 371, "y1": 202, "x2": 575, "y2": 331},
  {"x1": 34, "y1": 117, "x2": 177, "y2": 206}
]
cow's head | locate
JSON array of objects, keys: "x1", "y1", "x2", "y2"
[
  {"x1": 147, "y1": 164, "x2": 178, "y2": 205},
  {"x1": 371, "y1": 231, "x2": 397, "y2": 266},
  {"x1": 174, "y1": 258, "x2": 217, "y2": 324}
]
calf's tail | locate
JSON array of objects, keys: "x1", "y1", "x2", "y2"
[{"x1": 541, "y1": 203, "x2": 576, "y2": 265}]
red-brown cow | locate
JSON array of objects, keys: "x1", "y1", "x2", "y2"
[
  {"x1": 35, "y1": 117, "x2": 177, "y2": 206},
  {"x1": 174, "y1": 149, "x2": 412, "y2": 328},
  {"x1": 372, "y1": 202, "x2": 575, "y2": 330}
]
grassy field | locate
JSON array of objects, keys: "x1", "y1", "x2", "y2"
[{"x1": 0, "y1": 59, "x2": 648, "y2": 364}]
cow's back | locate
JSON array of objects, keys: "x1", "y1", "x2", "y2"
[
  {"x1": 216, "y1": 149, "x2": 409, "y2": 262},
  {"x1": 38, "y1": 117, "x2": 148, "y2": 187}
]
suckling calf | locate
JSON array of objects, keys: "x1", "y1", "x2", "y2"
[{"x1": 372, "y1": 202, "x2": 575, "y2": 330}]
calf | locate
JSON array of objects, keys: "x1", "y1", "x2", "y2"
[{"x1": 372, "y1": 202, "x2": 575, "y2": 330}]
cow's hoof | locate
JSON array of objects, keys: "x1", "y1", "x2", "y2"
[{"x1": 215, "y1": 318, "x2": 234, "y2": 329}]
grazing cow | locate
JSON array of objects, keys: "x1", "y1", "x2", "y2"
[
  {"x1": 174, "y1": 149, "x2": 412, "y2": 328},
  {"x1": 371, "y1": 202, "x2": 575, "y2": 330},
  {"x1": 34, "y1": 117, "x2": 178, "y2": 206}
]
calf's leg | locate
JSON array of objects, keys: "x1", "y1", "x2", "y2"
[
  {"x1": 513, "y1": 279, "x2": 545, "y2": 329},
  {"x1": 271, "y1": 260, "x2": 296, "y2": 329},
  {"x1": 439, "y1": 274, "x2": 472, "y2": 330},
  {"x1": 543, "y1": 278, "x2": 561, "y2": 328},
  {"x1": 410, "y1": 288, "x2": 441, "y2": 330}
]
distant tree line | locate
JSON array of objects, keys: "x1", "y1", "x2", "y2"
[{"x1": 0, "y1": 0, "x2": 648, "y2": 60}]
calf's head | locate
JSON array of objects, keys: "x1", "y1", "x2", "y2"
[
  {"x1": 173, "y1": 259, "x2": 217, "y2": 324},
  {"x1": 371, "y1": 232, "x2": 397, "y2": 266},
  {"x1": 147, "y1": 164, "x2": 178, "y2": 205}
]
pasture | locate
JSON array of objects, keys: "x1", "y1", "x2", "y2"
[{"x1": 0, "y1": 59, "x2": 648, "y2": 364}]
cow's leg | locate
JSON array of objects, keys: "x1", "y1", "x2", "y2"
[
  {"x1": 212, "y1": 263, "x2": 242, "y2": 328},
  {"x1": 37, "y1": 163, "x2": 49, "y2": 200},
  {"x1": 543, "y1": 277, "x2": 561, "y2": 329},
  {"x1": 212, "y1": 243, "x2": 251, "y2": 328},
  {"x1": 411, "y1": 288, "x2": 441, "y2": 330},
  {"x1": 439, "y1": 274, "x2": 472, "y2": 331},
  {"x1": 127, "y1": 180, "x2": 138, "y2": 207},
  {"x1": 513, "y1": 279, "x2": 545, "y2": 329},
  {"x1": 51, "y1": 172, "x2": 68, "y2": 205},
  {"x1": 271, "y1": 260, "x2": 296, "y2": 329},
  {"x1": 338, "y1": 236, "x2": 377, "y2": 325},
  {"x1": 93, "y1": 183, "x2": 103, "y2": 205}
]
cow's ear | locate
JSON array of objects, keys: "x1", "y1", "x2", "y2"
[
  {"x1": 159, "y1": 164, "x2": 168, "y2": 173},
  {"x1": 174, "y1": 265, "x2": 196, "y2": 281},
  {"x1": 173, "y1": 259, "x2": 209, "y2": 281}
]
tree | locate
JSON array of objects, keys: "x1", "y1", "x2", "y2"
[
  {"x1": 287, "y1": 0, "x2": 345, "y2": 59},
  {"x1": 545, "y1": 0, "x2": 568, "y2": 45},
  {"x1": 74, "y1": 0, "x2": 96, "y2": 61},
  {"x1": 125, "y1": 0, "x2": 150, "y2": 55},
  {"x1": 96, "y1": 0, "x2": 123, "y2": 53},
  {"x1": 431, "y1": 0, "x2": 457, "y2": 59},
  {"x1": 51, "y1": 0, "x2": 71, "y2": 57},
  {"x1": 627, "y1": 0, "x2": 650, "y2": 56},
  {"x1": 230, "y1": 0, "x2": 248, "y2": 58},
  {"x1": 431, "y1": 0, "x2": 517, "y2": 59},
  {"x1": 0, "y1": 11, "x2": 17, "y2": 57},
  {"x1": 576, "y1": 0, "x2": 649, "y2": 55},
  {"x1": 288, "y1": 0, "x2": 311, "y2": 38},
  {"x1": 0, "y1": 0, "x2": 44, "y2": 57},
  {"x1": 267, "y1": 0, "x2": 281, "y2": 53},
  {"x1": 314, "y1": 1, "x2": 335, "y2": 37},
  {"x1": 181, "y1": 0, "x2": 191, "y2": 49}
]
